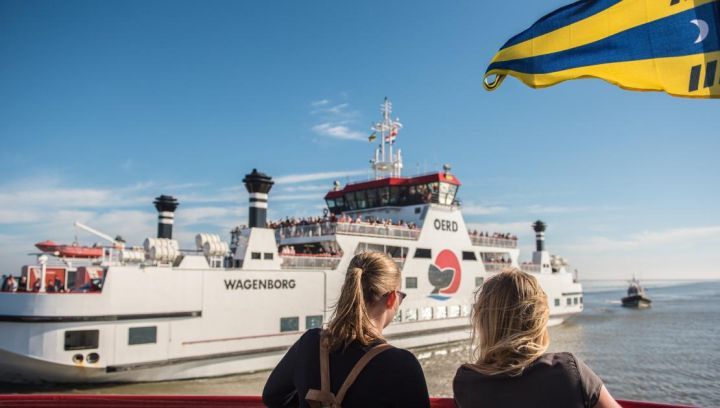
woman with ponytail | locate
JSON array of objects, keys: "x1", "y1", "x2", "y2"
[
  {"x1": 263, "y1": 252, "x2": 430, "y2": 408},
  {"x1": 453, "y1": 268, "x2": 620, "y2": 408}
]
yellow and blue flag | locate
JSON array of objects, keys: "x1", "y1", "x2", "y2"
[{"x1": 484, "y1": 0, "x2": 720, "y2": 98}]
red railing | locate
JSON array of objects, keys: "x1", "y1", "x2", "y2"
[{"x1": 0, "y1": 395, "x2": 697, "y2": 407}]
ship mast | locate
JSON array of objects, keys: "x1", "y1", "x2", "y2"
[{"x1": 370, "y1": 97, "x2": 403, "y2": 179}]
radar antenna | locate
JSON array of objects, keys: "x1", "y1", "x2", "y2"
[{"x1": 370, "y1": 97, "x2": 403, "y2": 179}]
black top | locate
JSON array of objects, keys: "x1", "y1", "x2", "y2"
[
  {"x1": 262, "y1": 328, "x2": 430, "y2": 408},
  {"x1": 453, "y1": 352, "x2": 603, "y2": 408}
]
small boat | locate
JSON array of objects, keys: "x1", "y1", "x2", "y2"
[
  {"x1": 34, "y1": 240, "x2": 104, "y2": 259},
  {"x1": 622, "y1": 278, "x2": 652, "y2": 308}
]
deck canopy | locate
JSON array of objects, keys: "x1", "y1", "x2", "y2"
[{"x1": 324, "y1": 172, "x2": 461, "y2": 214}]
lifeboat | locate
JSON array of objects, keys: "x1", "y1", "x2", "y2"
[{"x1": 35, "y1": 240, "x2": 104, "y2": 259}]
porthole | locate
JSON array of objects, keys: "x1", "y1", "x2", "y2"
[
  {"x1": 86, "y1": 353, "x2": 100, "y2": 364},
  {"x1": 72, "y1": 354, "x2": 84, "y2": 364}
]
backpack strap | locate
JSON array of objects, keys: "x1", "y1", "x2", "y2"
[
  {"x1": 305, "y1": 334, "x2": 338, "y2": 407},
  {"x1": 334, "y1": 343, "x2": 394, "y2": 405},
  {"x1": 305, "y1": 332, "x2": 394, "y2": 408}
]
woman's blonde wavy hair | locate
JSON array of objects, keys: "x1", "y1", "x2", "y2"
[
  {"x1": 470, "y1": 268, "x2": 550, "y2": 376},
  {"x1": 324, "y1": 252, "x2": 400, "y2": 352}
]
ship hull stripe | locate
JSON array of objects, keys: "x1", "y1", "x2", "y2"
[
  {"x1": 105, "y1": 345, "x2": 289, "y2": 373},
  {"x1": 0, "y1": 311, "x2": 201, "y2": 323},
  {"x1": 106, "y1": 324, "x2": 473, "y2": 373}
]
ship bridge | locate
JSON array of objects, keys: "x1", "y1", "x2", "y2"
[{"x1": 323, "y1": 171, "x2": 461, "y2": 214}]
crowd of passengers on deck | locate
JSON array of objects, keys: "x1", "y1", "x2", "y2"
[
  {"x1": 269, "y1": 214, "x2": 419, "y2": 237},
  {"x1": 279, "y1": 242, "x2": 343, "y2": 257},
  {"x1": 469, "y1": 230, "x2": 518, "y2": 241},
  {"x1": 1, "y1": 274, "x2": 103, "y2": 293},
  {"x1": 1, "y1": 275, "x2": 65, "y2": 293}
]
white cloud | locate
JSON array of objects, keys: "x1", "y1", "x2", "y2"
[
  {"x1": 281, "y1": 184, "x2": 331, "y2": 193},
  {"x1": 0, "y1": 209, "x2": 44, "y2": 224},
  {"x1": 311, "y1": 123, "x2": 367, "y2": 141},
  {"x1": 274, "y1": 169, "x2": 366, "y2": 184},
  {"x1": 466, "y1": 221, "x2": 533, "y2": 236},
  {"x1": 461, "y1": 203, "x2": 508, "y2": 216},
  {"x1": 325, "y1": 103, "x2": 350, "y2": 115},
  {"x1": 561, "y1": 225, "x2": 720, "y2": 253},
  {"x1": 178, "y1": 206, "x2": 244, "y2": 226},
  {"x1": 309, "y1": 98, "x2": 365, "y2": 142},
  {"x1": 311, "y1": 99, "x2": 330, "y2": 107},
  {"x1": 524, "y1": 204, "x2": 619, "y2": 214},
  {"x1": 273, "y1": 193, "x2": 323, "y2": 202}
]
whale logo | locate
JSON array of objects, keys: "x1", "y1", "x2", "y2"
[
  {"x1": 428, "y1": 249, "x2": 462, "y2": 301},
  {"x1": 690, "y1": 19, "x2": 709, "y2": 44}
]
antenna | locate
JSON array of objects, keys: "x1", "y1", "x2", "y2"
[{"x1": 370, "y1": 97, "x2": 403, "y2": 179}]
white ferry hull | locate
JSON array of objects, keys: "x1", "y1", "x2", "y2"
[{"x1": 0, "y1": 322, "x2": 477, "y2": 384}]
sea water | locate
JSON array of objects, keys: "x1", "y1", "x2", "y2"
[{"x1": 2, "y1": 280, "x2": 718, "y2": 407}]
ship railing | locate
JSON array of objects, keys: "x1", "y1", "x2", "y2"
[
  {"x1": 469, "y1": 235, "x2": 517, "y2": 248},
  {"x1": 335, "y1": 222, "x2": 420, "y2": 240},
  {"x1": 520, "y1": 263, "x2": 542, "y2": 273},
  {"x1": 275, "y1": 222, "x2": 420, "y2": 241},
  {"x1": 280, "y1": 254, "x2": 342, "y2": 270}
]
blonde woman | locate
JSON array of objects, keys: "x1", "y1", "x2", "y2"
[
  {"x1": 263, "y1": 252, "x2": 430, "y2": 408},
  {"x1": 454, "y1": 269, "x2": 620, "y2": 408}
]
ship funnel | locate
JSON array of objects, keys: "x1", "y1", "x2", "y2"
[
  {"x1": 154, "y1": 195, "x2": 179, "y2": 239},
  {"x1": 243, "y1": 169, "x2": 274, "y2": 228},
  {"x1": 532, "y1": 220, "x2": 547, "y2": 252}
]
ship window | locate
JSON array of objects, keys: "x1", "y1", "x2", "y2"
[
  {"x1": 251, "y1": 252, "x2": 261, "y2": 260},
  {"x1": 388, "y1": 186, "x2": 399, "y2": 205},
  {"x1": 414, "y1": 248, "x2": 432, "y2": 259},
  {"x1": 64, "y1": 330, "x2": 99, "y2": 351},
  {"x1": 129, "y1": 326, "x2": 157, "y2": 345},
  {"x1": 435, "y1": 306, "x2": 447, "y2": 319},
  {"x1": 325, "y1": 199, "x2": 336, "y2": 213},
  {"x1": 345, "y1": 192, "x2": 357, "y2": 210},
  {"x1": 448, "y1": 305, "x2": 461, "y2": 318},
  {"x1": 555, "y1": 298, "x2": 560, "y2": 307},
  {"x1": 393, "y1": 309, "x2": 402, "y2": 323},
  {"x1": 406, "y1": 277, "x2": 418, "y2": 289},
  {"x1": 263, "y1": 252, "x2": 274, "y2": 260},
  {"x1": 462, "y1": 251, "x2": 477, "y2": 261},
  {"x1": 475, "y1": 277, "x2": 484, "y2": 287},
  {"x1": 355, "y1": 190, "x2": 368, "y2": 209},
  {"x1": 280, "y1": 317, "x2": 299, "y2": 332},
  {"x1": 566, "y1": 298, "x2": 572, "y2": 306},
  {"x1": 403, "y1": 308, "x2": 417, "y2": 322},
  {"x1": 574, "y1": 297, "x2": 579, "y2": 305},
  {"x1": 580, "y1": 296, "x2": 583, "y2": 304},
  {"x1": 461, "y1": 305, "x2": 471, "y2": 317},
  {"x1": 378, "y1": 187, "x2": 390, "y2": 206},
  {"x1": 366, "y1": 188, "x2": 379, "y2": 207},
  {"x1": 306, "y1": 315, "x2": 323, "y2": 329},
  {"x1": 449, "y1": 184, "x2": 458, "y2": 204},
  {"x1": 438, "y1": 182, "x2": 451, "y2": 205},
  {"x1": 414, "y1": 207, "x2": 422, "y2": 214},
  {"x1": 386, "y1": 245, "x2": 407, "y2": 259},
  {"x1": 419, "y1": 307, "x2": 433, "y2": 321}
]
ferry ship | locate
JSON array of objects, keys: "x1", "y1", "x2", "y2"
[{"x1": 0, "y1": 99, "x2": 583, "y2": 383}]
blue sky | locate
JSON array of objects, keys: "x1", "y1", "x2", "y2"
[{"x1": 1, "y1": 0, "x2": 718, "y2": 279}]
